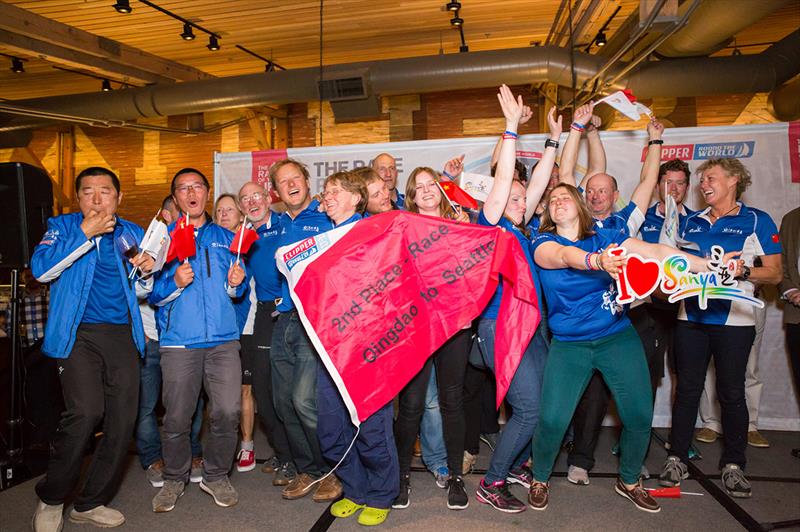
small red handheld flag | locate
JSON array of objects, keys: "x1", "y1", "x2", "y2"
[
  {"x1": 439, "y1": 180, "x2": 478, "y2": 209},
  {"x1": 166, "y1": 214, "x2": 196, "y2": 263},
  {"x1": 622, "y1": 88, "x2": 637, "y2": 103},
  {"x1": 229, "y1": 226, "x2": 258, "y2": 255}
]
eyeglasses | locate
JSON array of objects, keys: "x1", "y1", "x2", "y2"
[
  {"x1": 175, "y1": 182, "x2": 207, "y2": 193},
  {"x1": 239, "y1": 192, "x2": 265, "y2": 203}
]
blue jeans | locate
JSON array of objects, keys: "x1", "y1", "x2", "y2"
[
  {"x1": 420, "y1": 366, "x2": 447, "y2": 473},
  {"x1": 478, "y1": 320, "x2": 548, "y2": 483},
  {"x1": 270, "y1": 311, "x2": 326, "y2": 477},
  {"x1": 136, "y1": 339, "x2": 204, "y2": 469}
]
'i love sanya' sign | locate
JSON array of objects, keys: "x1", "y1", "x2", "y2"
[{"x1": 610, "y1": 245, "x2": 764, "y2": 309}]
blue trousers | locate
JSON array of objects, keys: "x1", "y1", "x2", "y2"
[
  {"x1": 317, "y1": 366, "x2": 399, "y2": 508},
  {"x1": 478, "y1": 320, "x2": 548, "y2": 483},
  {"x1": 420, "y1": 365, "x2": 447, "y2": 473},
  {"x1": 136, "y1": 338, "x2": 204, "y2": 468}
]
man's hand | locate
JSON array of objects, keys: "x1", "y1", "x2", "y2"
[
  {"x1": 647, "y1": 118, "x2": 665, "y2": 141},
  {"x1": 228, "y1": 261, "x2": 245, "y2": 287},
  {"x1": 787, "y1": 289, "x2": 800, "y2": 306},
  {"x1": 131, "y1": 253, "x2": 155, "y2": 273},
  {"x1": 80, "y1": 211, "x2": 115, "y2": 239},
  {"x1": 587, "y1": 115, "x2": 602, "y2": 133},
  {"x1": 174, "y1": 262, "x2": 194, "y2": 288}
]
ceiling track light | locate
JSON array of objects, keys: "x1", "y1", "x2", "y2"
[
  {"x1": 112, "y1": 0, "x2": 132, "y2": 14},
  {"x1": 450, "y1": 16, "x2": 464, "y2": 27},
  {"x1": 180, "y1": 22, "x2": 196, "y2": 40},
  {"x1": 10, "y1": 57, "x2": 25, "y2": 73},
  {"x1": 595, "y1": 30, "x2": 607, "y2": 47},
  {"x1": 101, "y1": 79, "x2": 112, "y2": 91},
  {"x1": 445, "y1": 1, "x2": 461, "y2": 11},
  {"x1": 207, "y1": 35, "x2": 220, "y2": 51}
]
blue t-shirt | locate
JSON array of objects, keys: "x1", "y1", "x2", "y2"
[
  {"x1": 678, "y1": 203, "x2": 781, "y2": 326},
  {"x1": 249, "y1": 212, "x2": 282, "y2": 302},
  {"x1": 593, "y1": 201, "x2": 644, "y2": 240},
  {"x1": 531, "y1": 228, "x2": 629, "y2": 341},
  {"x1": 82, "y1": 233, "x2": 129, "y2": 325},
  {"x1": 276, "y1": 200, "x2": 334, "y2": 312},
  {"x1": 394, "y1": 191, "x2": 406, "y2": 210},
  {"x1": 638, "y1": 203, "x2": 695, "y2": 244},
  {"x1": 477, "y1": 210, "x2": 541, "y2": 320}
]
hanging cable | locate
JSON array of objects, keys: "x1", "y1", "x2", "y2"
[{"x1": 319, "y1": 0, "x2": 324, "y2": 147}]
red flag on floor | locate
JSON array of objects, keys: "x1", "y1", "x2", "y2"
[
  {"x1": 276, "y1": 211, "x2": 540, "y2": 425},
  {"x1": 166, "y1": 214, "x2": 196, "y2": 263},
  {"x1": 438, "y1": 180, "x2": 478, "y2": 209}
]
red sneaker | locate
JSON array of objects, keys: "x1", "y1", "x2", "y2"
[{"x1": 236, "y1": 448, "x2": 255, "y2": 472}]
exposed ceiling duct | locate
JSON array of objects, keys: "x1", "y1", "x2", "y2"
[
  {"x1": 768, "y1": 77, "x2": 800, "y2": 122},
  {"x1": 1, "y1": 28, "x2": 798, "y2": 134}
]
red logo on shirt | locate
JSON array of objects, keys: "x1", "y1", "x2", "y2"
[{"x1": 772, "y1": 233, "x2": 780, "y2": 243}]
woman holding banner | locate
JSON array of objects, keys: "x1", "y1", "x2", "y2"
[
  {"x1": 473, "y1": 85, "x2": 560, "y2": 513},
  {"x1": 527, "y1": 181, "x2": 719, "y2": 513},
  {"x1": 316, "y1": 171, "x2": 400, "y2": 527},
  {"x1": 393, "y1": 167, "x2": 471, "y2": 511},
  {"x1": 660, "y1": 158, "x2": 782, "y2": 498}
]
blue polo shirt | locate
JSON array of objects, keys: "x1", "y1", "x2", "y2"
[
  {"x1": 249, "y1": 212, "x2": 282, "y2": 302},
  {"x1": 276, "y1": 200, "x2": 333, "y2": 312},
  {"x1": 678, "y1": 203, "x2": 781, "y2": 326},
  {"x1": 82, "y1": 233, "x2": 129, "y2": 325},
  {"x1": 638, "y1": 203, "x2": 694, "y2": 244},
  {"x1": 531, "y1": 228, "x2": 629, "y2": 341},
  {"x1": 593, "y1": 201, "x2": 644, "y2": 240},
  {"x1": 478, "y1": 211, "x2": 541, "y2": 320},
  {"x1": 394, "y1": 191, "x2": 406, "y2": 210}
]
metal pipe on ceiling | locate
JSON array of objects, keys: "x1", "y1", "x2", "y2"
[{"x1": 768, "y1": 77, "x2": 800, "y2": 121}]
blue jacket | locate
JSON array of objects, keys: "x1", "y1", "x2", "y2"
[
  {"x1": 31, "y1": 213, "x2": 148, "y2": 359},
  {"x1": 150, "y1": 220, "x2": 245, "y2": 346}
]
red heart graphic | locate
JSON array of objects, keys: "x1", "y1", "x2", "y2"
[{"x1": 625, "y1": 255, "x2": 661, "y2": 298}]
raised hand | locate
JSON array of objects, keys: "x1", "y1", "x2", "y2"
[
  {"x1": 572, "y1": 102, "x2": 595, "y2": 127},
  {"x1": 80, "y1": 210, "x2": 115, "y2": 239},
  {"x1": 547, "y1": 106, "x2": 563, "y2": 139},
  {"x1": 497, "y1": 84, "x2": 527, "y2": 127},
  {"x1": 647, "y1": 118, "x2": 665, "y2": 140},
  {"x1": 587, "y1": 115, "x2": 602, "y2": 132},
  {"x1": 443, "y1": 154, "x2": 465, "y2": 179}
]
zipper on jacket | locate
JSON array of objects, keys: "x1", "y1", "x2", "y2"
[
  {"x1": 165, "y1": 304, "x2": 172, "y2": 331},
  {"x1": 205, "y1": 249, "x2": 211, "y2": 278}
]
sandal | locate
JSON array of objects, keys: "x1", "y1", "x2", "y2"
[
  {"x1": 330, "y1": 498, "x2": 365, "y2": 518},
  {"x1": 357, "y1": 506, "x2": 390, "y2": 526}
]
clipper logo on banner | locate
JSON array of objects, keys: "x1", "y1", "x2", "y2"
[
  {"x1": 640, "y1": 141, "x2": 756, "y2": 162},
  {"x1": 611, "y1": 245, "x2": 764, "y2": 309}
]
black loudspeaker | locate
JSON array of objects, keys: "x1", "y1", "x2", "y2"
[{"x1": 0, "y1": 163, "x2": 53, "y2": 270}]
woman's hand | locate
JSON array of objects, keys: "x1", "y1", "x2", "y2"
[
  {"x1": 572, "y1": 102, "x2": 595, "y2": 127},
  {"x1": 547, "y1": 106, "x2": 563, "y2": 140},
  {"x1": 497, "y1": 84, "x2": 527, "y2": 127},
  {"x1": 598, "y1": 246, "x2": 626, "y2": 280},
  {"x1": 443, "y1": 154, "x2": 465, "y2": 179}
]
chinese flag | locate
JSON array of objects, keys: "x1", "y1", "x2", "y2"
[
  {"x1": 622, "y1": 88, "x2": 637, "y2": 103},
  {"x1": 166, "y1": 215, "x2": 196, "y2": 262},
  {"x1": 229, "y1": 226, "x2": 259, "y2": 255},
  {"x1": 439, "y1": 180, "x2": 478, "y2": 209}
]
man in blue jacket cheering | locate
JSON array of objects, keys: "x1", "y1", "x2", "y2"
[
  {"x1": 31, "y1": 167, "x2": 154, "y2": 532},
  {"x1": 150, "y1": 168, "x2": 246, "y2": 513}
]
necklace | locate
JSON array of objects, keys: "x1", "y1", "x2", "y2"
[{"x1": 709, "y1": 204, "x2": 739, "y2": 221}]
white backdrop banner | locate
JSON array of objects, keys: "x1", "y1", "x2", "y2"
[{"x1": 215, "y1": 121, "x2": 800, "y2": 429}]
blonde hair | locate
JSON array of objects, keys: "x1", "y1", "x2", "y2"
[{"x1": 696, "y1": 158, "x2": 752, "y2": 199}]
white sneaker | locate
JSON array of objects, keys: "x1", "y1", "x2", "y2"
[
  {"x1": 68, "y1": 505, "x2": 125, "y2": 527},
  {"x1": 32, "y1": 501, "x2": 63, "y2": 532},
  {"x1": 567, "y1": 465, "x2": 589, "y2": 485}
]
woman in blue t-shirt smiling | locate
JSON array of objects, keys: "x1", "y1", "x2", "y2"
[
  {"x1": 473, "y1": 84, "x2": 561, "y2": 514},
  {"x1": 527, "y1": 181, "x2": 714, "y2": 514}
]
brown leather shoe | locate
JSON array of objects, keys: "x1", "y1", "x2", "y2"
[
  {"x1": 312, "y1": 474, "x2": 343, "y2": 502},
  {"x1": 614, "y1": 478, "x2": 660, "y2": 513},
  {"x1": 528, "y1": 481, "x2": 549, "y2": 511},
  {"x1": 412, "y1": 436, "x2": 422, "y2": 458},
  {"x1": 282, "y1": 473, "x2": 315, "y2": 500}
]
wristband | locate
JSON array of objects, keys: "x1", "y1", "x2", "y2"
[
  {"x1": 502, "y1": 134, "x2": 518, "y2": 140},
  {"x1": 594, "y1": 252, "x2": 602, "y2": 271},
  {"x1": 442, "y1": 170, "x2": 455, "y2": 180},
  {"x1": 503, "y1": 130, "x2": 519, "y2": 138},
  {"x1": 570, "y1": 122, "x2": 586, "y2": 131},
  {"x1": 544, "y1": 138, "x2": 559, "y2": 149},
  {"x1": 584, "y1": 252, "x2": 594, "y2": 270},
  {"x1": 648, "y1": 139, "x2": 664, "y2": 146}
]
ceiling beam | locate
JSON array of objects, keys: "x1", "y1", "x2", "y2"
[{"x1": 0, "y1": 1, "x2": 211, "y2": 83}]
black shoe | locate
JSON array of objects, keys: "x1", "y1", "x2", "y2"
[
  {"x1": 447, "y1": 475, "x2": 469, "y2": 510},
  {"x1": 506, "y1": 464, "x2": 533, "y2": 489},
  {"x1": 392, "y1": 475, "x2": 410, "y2": 509},
  {"x1": 479, "y1": 432, "x2": 499, "y2": 452},
  {"x1": 476, "y1": 479, "x2": 525, "y2": 513}
]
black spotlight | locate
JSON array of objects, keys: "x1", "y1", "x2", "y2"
[
  {"x1": 445, "y1": 1, "x2": 461, "y2": 11},
  {"x1": 102, "y1": 79, "x2": 112, "y2": 91},
  {"x1": 207, "y1": 35, "x2": 220, "y2": 51},
  {"x1": 112, "y1": 0, "x2": 132, "y2": 14},
  {"x1": 450, "y1": 16, "x2": 464, "y2": 26},
  {"x1": 595, "y1": 30, "x2": 607, "y2": 47},
  {"x1": 181, "y1": 23, "x2": 195, "y2": 41},
  {"x1": 10, "y1": 57, "x2": 24, "y2": 73}
]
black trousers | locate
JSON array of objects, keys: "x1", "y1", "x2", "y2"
[
  {"x1": 36, "y1": 323, "x2": 139, "y2": 511},
  {"x1": 462, "y1": 363, "x2": 499, "y2": 455},
  {"x1": 670, "y1": 322, "x2": 755, "y2": 469},
  {"x1": 788, "y1": 323, "x2": 800, "y2": 405},
  {"x1": 567, "y1": 306, "x2": 662, "y2": 470},
  {"x1": 395, "y1": 329, "x2": 470, "y2": 476},
  {"x1": 248, "y1": 301, "x2": 292, "y2": 463}
]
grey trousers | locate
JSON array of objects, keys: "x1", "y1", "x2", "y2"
[{"x1": 160, "y1": 341, "x2": 242, "y2": 483}]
